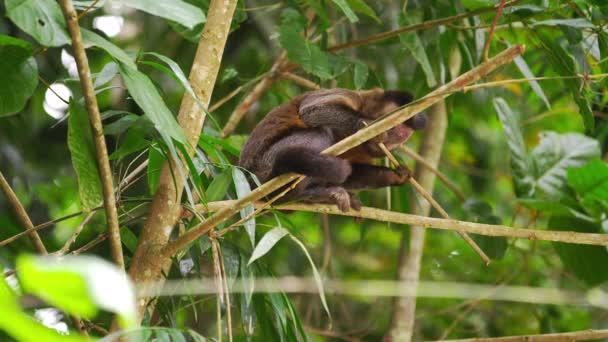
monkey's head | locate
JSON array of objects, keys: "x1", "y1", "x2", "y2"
[{"x1": 358, "y1": 89, "x2": 427, "y2": 151}]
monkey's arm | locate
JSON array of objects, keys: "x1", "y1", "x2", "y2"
[
  {"x1": 343, "y1": 164, "x2": 410, "y2": 190},
  {"x1": 299, "y1": 90, "x2": 366, "y2": 135}
]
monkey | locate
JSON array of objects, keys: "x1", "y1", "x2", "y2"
[{"x1": 238, "y1": 88, "x2": 427, "y2": 212}]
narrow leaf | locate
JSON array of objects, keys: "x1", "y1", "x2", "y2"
[
  {"x1": 233, "y1": 167, "x2": 256, "y2": 246},
  {"x1": 513, "y1": 55, "x2": 551, "y2": 110},
  {"x1": 115, "y1": 0, "x2": 205, "y2": 29},
  {"x1": 332, "y1": 0, "x2": 359, "y2": 23},
  {"x1": 248, "y1": 228, "x2": 289, "y2": 265}
]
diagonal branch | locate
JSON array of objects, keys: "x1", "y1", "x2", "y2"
[
  {"x1": 161, "y1": 45, "x2": 526, "y2": 257},
  {"x1": 0, "y1": 171, "x2": 47, "y2": 254},
  {"x1": 58, "y1": 0, "x2": 123, "y2": 269}
]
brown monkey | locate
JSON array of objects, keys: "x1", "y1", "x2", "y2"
[{"x1": 238, "y1": 88, "x2": 426, "y2": 212}]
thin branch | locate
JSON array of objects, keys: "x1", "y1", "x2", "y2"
[
  {"x1": 0, "y1": 171, "x2": 47, "y2": 254},
  {"x1": 197, "y1": 201, "x2": 608, "y2": 247},
  {"x1": 281, "y1": 72, "x2": 321, "y2": 90},
  {"x1": 482, "y1": 0, "x2": 507, "y2": 61},
  {"x1": 463, "y1": 73, "x2": 608, "y2": 92},
  {"x1": 378, "y1": 143, "x2": 490, "y2": 264},
  {"x1": 38, "y1": 75, "x2": 70, "y2": 104},
  {"x1": 398, "y1": 145, "x2": 465, "y2": 201},
  {"x1": 76, "y1": 0, "x2": 101, "y2": 20},
  {"x1": 58, "y1": 0, "x2": 124, "y2": 269},
  {"x1": 161, "y1": 45, "x2": 525, "y2": 257},
  {"x1": 56, "y1": 211, "x2": 96, "y2": 255},
  {"x1": 328, "y1": 0, "x2": 522, "y2": 52},
  {"x1": 221, "y1": 53, "x2": 286, "y2": 137},
  {"x1": 441, "y1": 329, "x2": 608, "y2": 342}
]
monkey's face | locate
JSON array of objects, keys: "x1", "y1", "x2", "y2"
[{"x1": 378, "y1": 95, "x2": 427, "y2": 150}]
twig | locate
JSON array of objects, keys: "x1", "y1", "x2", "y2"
[
  {"x1": 441, "y1": 329, "x2": 608, "y2": 342},
  {"x1": 328, "y1": 0, "x2": 522, "y2": 52},
  {"x1": 483, "y1": 0, "x2": 507, "y2": 61},
  {"x1": 463, "y1": 73, "x2": 608, "y2": 92},
  {"x1": 196, "y1": 201, "x2": 608, "y2": 247},
  {"x1": 221, "y1": 53, "x2": 286, "y2": 137},
  {"x1": 398, "y1": 145, "x2": 465, "y2": 201},
  {"x1": 59, "y1": 0, "x2": 124, "y2": 269},
  {"x1": 0, "y1": 171, "x2": 47, "y2": 254},
  {"x1": 378, "y1": 143, "x2": 490, "y2": 264},
  {"x1": 56, "y1": 211, "x2": 96, "y2": 255},
  {"x1": 160, "y1": 45, "x2": 526, "y2": 258},
  {"x1": 281, "y1": 72, "x2": 321, "y2": 90},
  {"x1": 76, "y1": 0, "x2": 101, "y2": 20},
  {"x1": 38, "y1": 76, "x2": 70, "y2": 104}
]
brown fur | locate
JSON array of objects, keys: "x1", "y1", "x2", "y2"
[{"x1": 239, "y1": 88, "x2": 425, "y2": 211}]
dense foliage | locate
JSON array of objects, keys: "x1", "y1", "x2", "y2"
[{"x1": 1, "y1": 0, "x2": 608, "y2": 340}]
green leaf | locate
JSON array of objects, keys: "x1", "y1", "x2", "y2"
[
  {"x1": 115, "y1": 0, "x2": 206, "y2": 29},
  {"x1": 399, "y1": 17, "x2": 436, "y2": 87},
  {"x1": 549, "y1": 216, "x2": 608, "y2": 286},
  {"x1": 0, "y1": 277, "x2": 87, "y2": 342},
  {"x1": 533, "y1": 18, "x2": 595, "y2": 29},
  {"x1": 109, "y1": 128, "x2": 149, "y2": 161},
  {"x1": 120, "y1": 227, "x2": 139, "y2": 254},
  {"x1": 147, "y1": 143, "x2": 165, "y2": 195},
  {"x1": 248, "y1": 228, "x2": 289, "y2": 265},
  {"x1": 278, "y1": 25, "x2": 333, "y2": 80},
  {"x1": 460, "y1": 0, "x2": 497, "y2": 10},
  {"x1": 94, "y1": 62, "x2": 119, "y2": 89},
  {"x1": 104, "y1": 114, "x2": 141, "y2": 135},
  {"x1": 82, "y1": 29, "x2": 137, "y2": 69},
  {"x1": 530, "y1": 132, "x2": 600, "y2": 198},
  {"x1": 233, "y1": 167, "x2": 256, "y2": 246},
  {"x1": 290, "y1": 235, "x2": 331, "y2": 320},
  {"x1": 353, "y1": 61, "x2": 369, "y2": 90},
  {"x1": 0, "y1": 35, "x2": 38, "y2": 116},
  {"x1": 346, "y1": 0, "x2": 380, "y2": 23},
  {"x1": 5, "y1": 0, "x2": 70, "y2": 47},
  {"x1": 68, "y1": 102, "x2": 103, "y2": 211},
  {"x1": 17, "y1": 255, "x2": 137, "y2": 327},
  {"x1": 493, "y1": 98, "x2": 533, "y2": 197},
  {"x1": 206, "y1": 169, "x2": 232, "y2": 202},
  {"x1": 118, "y1": 62, "x2": 187, "y2": 144},
  {"x1": 513, "y1": 55, "x2": 551, "y2": 110},
  {"x1": 518, "y1": 199, "x2": 593, "y2": 222},
  {"x1": 567, "y1": 159, "x2": 608, "y2": 217},
  {"x1": 332, "y1": 0, "x2": 359, "y2": 23}
]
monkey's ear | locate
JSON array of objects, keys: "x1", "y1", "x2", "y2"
[{"x1": 383, "y1": 90, "x2": 414, "y2": 106}]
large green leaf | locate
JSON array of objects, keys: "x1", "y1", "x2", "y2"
[
  {"x1": 278, "y1": 25, "x2": 333, "y2": 80},
  {"x1": 118, "y1": 62, "x2": 187, "y2": 144},
  {"x1": 549, "y1": 216, "x2": 608, "y2": 286},
  {"x1": 115, "y1": 0, "x2": 205, "y2": 29},
  {"x1": 530, "y1": 132, "x2": 600, "y2": 198},
  {"x1": 493, "y1": 98, "x2": 533, "y2": 197},
  {"x1": 0, "y1": 35, "x2": 38, "y2": 116},
  {"x1": 68, "y1": 102, "x2": 103, "y2": 212},
  {"x1": 567, "y1": 159, "x2": 608, "y2": 217},
  {"x1": 17, "y1": 255, "x2": 137, "y2": 327},
  {"x1": 82, "y1": 29, "x2": 136, "y2": 69},
  {"x1": 5, "y1": 0, "x2": 70, "y2": 47}
]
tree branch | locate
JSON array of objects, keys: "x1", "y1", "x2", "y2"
[
  {"x1": 0, "y1": 171, "x2": 47, "y2": 254},
  {"x1": 126, "y1": 0, "x2": 238, "y2": 322},
  {"x1": 161, "y1": 45, "x2": 525, "y2": 257},
  {"x1": 58, "y1": 0, "x2": 124, "y2": 269},
  {"x1": 441, "y1": 329, "x2": 608, "y2": 342}
]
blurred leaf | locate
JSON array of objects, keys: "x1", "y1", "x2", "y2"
[
  {"x1": 518, "y1": 199, "x2": 593, "y2": 221},
  {"x1": 460, "y1": 0, "x2": 497, "y2": 10},
  {"x1": 206, "y1": 169, "x2": 232, "y2": 201},
  {"x1": 19, "y1": 255, "x2": 136, "y2": 328},
  {"x1": 513, "y1": 55, "x2": 551, "y2": 110},
  {"x1": 399, "y1": 17, "x2": 436, "y2": 87},
  {"x1": 94, "y1": 62, "x2": 119, "y2": 88},
  {"x1": 0, "y1": 277, "x2": 87, "y2": 342},
  {"x1": 332, "y1": 0, "x2": 359, "y2": 23},
  {"x1": 346, "y1": 0, "x2": 380, "y2": 23},
  {"x1": 278, "y1": 25, "x2": 332, "y2": 80},
  {"x1": 504, "y1": 5, "x2": 545, "y2": 18},
  {"x1": 220, "y1": 67, "x2": 238, "y2": 84},
  {"x1": 353, "y1": 61, "x2": 369, "y2": 90},
  {"x1": 116, "y1": 0, "x2": 206, "y2": 29},
  {"x1": 550, "y1": 216, "x2": 608, "y2": 286},
  {"x1": 104, "y1": 114, "x2": 140, "y2": 136},
  {"x1": 493, "y1": 98, "x2": 533, "y2": 197},
  {"x1": 108, "y1": 128, "x2": 149, "y2": 161},
  {"x1": 0, "y1": 35, "x2": 38, "y2": 116},
  {"x1": 73, "y1": 0, "x2": 107, "y2": 11},
  {"x1": 567, "y1": 159, "x2": 608, "y2": 217},
  {"x1": 530, "y1": 132, "x2": 600, "y2": 198},
  {"x1": 248, "y1": 228, "x2": 289, "y2": 265},
  {"x1": 533, "y1": 18, "x2": 595, "y2": 29},
  {"x1": 233, "y1": 167, "x2": 256, "y2": 246},
  {"x1": 5, "y1": 0, "x2": 69, "y2": 47},
  {"x1": 463, "y1": 199, "x2": 507, "y2": 259},
  {"x1": 68, "y1": 102, "x2": 103, "y2": 211},
  {"x1": 118, "y1": 62, "x2": 187, "y2": 144}
]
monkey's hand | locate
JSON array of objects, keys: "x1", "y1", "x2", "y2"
[{"x1": 394, "y1": 165, "x2": 412, "y2": 184}]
